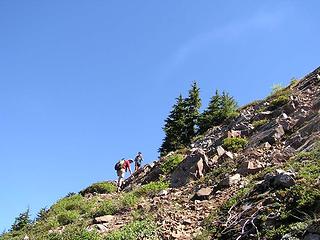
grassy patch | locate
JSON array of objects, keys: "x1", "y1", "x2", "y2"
[
  {"x1": 160, "y1": 154, "x2": 184, "y2": 174},
  {"x1": 268, "y1": 95, "x2": 289, "y2": 110},
  {"x1": 104, "y1": 219, "x2": 158, "y2": 240},
  {"x1": 252, "y1": 119, "x2": 269, "y2": 129},
  {"x1": 47, "y1": 224, "x2": 102, "y2": 240},
  {"x1": 134, "y1": 181, "x2": 169, "y2": 197},
  {"x1": 90, "y1": 200, "x2": 117, "y2": 218},
  {"x1": 57, "y1": 210, "x2": 80, "y2": 226},
  {"x1": 80, "y1": 182, "x2": 117, "y2": 195}
]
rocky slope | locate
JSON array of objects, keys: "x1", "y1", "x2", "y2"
[{"x1": 1, "y1": 67, "x2": 320, "y2": 240}]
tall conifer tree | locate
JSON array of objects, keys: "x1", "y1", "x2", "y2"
[
  {"x1": 198, "y1": 90, "x2": 222, "y2": 134},
  {"x1": 159, "y1": 95, "x2": 186, "y2": 156},
  {"x1": 11, "y1": 208, "x2": 32, "y2": 231},
  {"x1": 183, "y1": 81, "x2": 201, "y2": 145},
  {"x1": 198, "y1": 90, "x2": 238, "y2": 134}
]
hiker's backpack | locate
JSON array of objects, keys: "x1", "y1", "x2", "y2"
[{"x1": 114, "y1": 160, "x2": 124, "y2": 171}]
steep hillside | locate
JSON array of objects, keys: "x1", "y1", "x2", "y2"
[{"x1": 1, "y1": 67, "x2": 320, "y2": 240}]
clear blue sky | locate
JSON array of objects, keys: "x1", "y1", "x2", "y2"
[{"x1": 0, "y1": 0, "x2": 319, "y2": 231}]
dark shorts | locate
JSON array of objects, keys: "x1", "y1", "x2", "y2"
[{"x1": 135, "y1": 161, "x2": 141, "y2": 167}]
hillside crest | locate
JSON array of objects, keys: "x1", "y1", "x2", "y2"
[{"x1": 2, "y1": 66, "x2": 320, "y2": 240}]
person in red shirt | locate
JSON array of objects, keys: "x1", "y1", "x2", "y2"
[{"x1": 116, "y1": 158, "x2": 133, "y2": 191}]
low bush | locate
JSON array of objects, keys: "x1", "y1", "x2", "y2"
[
  {"x1": 268, "y1": 95, "x2": 289, "y2": 110},
  {"x1": 90, "y1": 200, "x2": 117, "y2": 218},
  {"x1": 47, "y1": 225, "x2": 101, "y2": 240},
  {"x1": 80, "y1": 182, "x2": 117, "y2": 195},
  {"x1": 135, "y1": 181, "x2": 169, "y2": 197},
  {"x1": 252, "y1": 119, "x2": 269, "y2": 129},
  {"x1": 222, "y1": 137, "x2": 248, "y2": 152},
  {"x1": 104, "y1": 219, "x2": 158, "y2": 240},
  {"x1": 160, "y1": 154, "x2": 184, "y2": 174},
  {"x1": 52, "y1": 194, "x2": 92, "y2": 215},
  {"x1": 120, "y1": 192, "x2": 139, "y2": 209},
  {"x1": 57, "y1": 210, "x2": 80, "y2": 226}
]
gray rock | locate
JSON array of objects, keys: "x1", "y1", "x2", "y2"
[
  {"x1": 192, "y1": 187, "x2": 212, "y2": 200},
  {"x1": 171, "y1": 151, "x2": 208, "y2": 188},
  {"x1": 237, "y1": 160, "x2": 263, "y2": 176},
  {"x1": 96, "y1": 224, "x2": 108, "y2": 232},
  {"x1": 252, "y1": 111, "x2": 273, "y2": 121},
  {"x1": 304, "y1": 233, "x2": 320, "y2": 240},
  {"x1": 216, "y1": 146, "x2": 226, "y2": 156},
  {"x1": 281, "y1": 233, "x2": 300, "y2": 240},
  {"x1": 219, "y1": 174, "x2": 241, "y2": 188},
  {"x1": 94, "y1": 215, "x2": 114, "y2": 224},
  {"x1": 158, "y1": 190, "x2": 168, "y2": 196}
]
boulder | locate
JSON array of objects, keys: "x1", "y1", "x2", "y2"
[
  {"x1": 227, "y1": 130, "x2": 242, "y2": 138},
  {"x1": 258, "y1": 170, "x2": 295, "y2": 191},
  {"x1": 96, "y1": 224, "x2": 108, "y2": 232},
  {"x1": 218, "y1": 151, "x2": 234, "y2": 164},
  {"x1": 281, "y1": 234, "x2": 300, "y2": 240},
  {"x1": 237, "y1": 160, "x2": 263, "y2": 175},
  {"x1": 218, "y1": 174, "x2": 241, "y2": 188},
  {"x1": 94, "y1": 215, "x2": 114, "y2": 224},
  {"x1": 254, "y1": 124, "x2": 285, "y2": 145},
  {"x1": 192, "y1": 187, "x2": 212, "y2": 201},
  {"x1": 252, "y1": 111, "x2": 273, "y2": 121},
  {"x1": 178, "y1": 150, "x2": 208, "y2": 182},
  {"x1": 216, "y1": 146, "x2": 226, "y2": 156},
  {"x1": 304, "y1": 233, "x2": 320, "y2": 240},
  {"x1": 262, "y1": 142, "x2": 272, "y2": 149},
  {"x1": 273, "y1": 172, "x2": 295, "y2": 188},
  {"x1": 158, "y1": 190, "x2": 168, "y2": 196}
]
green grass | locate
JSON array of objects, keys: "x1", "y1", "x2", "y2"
[
  {"x1": 90, "y1": 199, "x2": 117, "y2": 218},
  {"x1": 160, "y1": 153, "x2": 184, "y2": 174},
  {"x1": 104, "y1": 219, "x2": 158, "y2": 240},
  {"x1": 80, "y1": 182, "x2": 117, "y2": 195},
  {"x1": 134, "y1": 181, "x2": 169, "y2": 197},
  {"x1": 252, "y1": 119, "x2": 269, "y2": 129},
  {"x1": 268, "y1": 95, "x2": 289, "y2": 110}
]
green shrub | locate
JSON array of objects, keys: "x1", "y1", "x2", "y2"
[
  {"x1": 57, "y1": 210, "x2": 80, "y2": 225},
  {"x1": 104, "y1": 219, "x2": 158, "y2": 240},
  {"x1": 80, "y1": 182, "x2": 116, "y2": 195},
  {"x1": 160, "y1": 154, "x2": 184, "y2": 174},
  {"x1": 290, "y1": 77, "x2": 299, "y2": 87},
  {"x1": 90, "y1": 200, "x2": 117, "y2": 218},
  {"x1": 52, "y1": 194, "x2": 92, "y2": 214},
  {"x1": 271, "y1": 83, "x2": 284, "y2": 95},
  {"x1": 268, "y1": 95, "x2": 289, "y2": 110},
  {"x1": 11, "y1": 208, "x2": 32, "y2": 231},
  {"x1": 135, "y1": 181, "x2": 169, "y2": 197},
  {"x1": 252, "y1": 119, "x2": 269, "y2": 128},
  {"x1": 47, "y1": 225, "x2": 102, "y2": 240},
  {"x1": 284, "y1": 143, "x2": 320, "y2": 209},
  {"x1": 120, "y1": 192, "x2": 139, "y2": 209},
  {"x1": 222, "y1": 137, "x2": 248, "y2": 152}
]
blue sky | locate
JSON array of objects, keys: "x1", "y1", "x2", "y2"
[{"x1": 0, "y1": 0, "x2": 319, "y2": 231}]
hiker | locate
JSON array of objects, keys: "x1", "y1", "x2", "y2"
[
  {"x1": 134, "y1": 151, "x2": 143, "y2": 172},
  {"x1": 115, "y1": 158, "x2": 133, "y2": 191}
]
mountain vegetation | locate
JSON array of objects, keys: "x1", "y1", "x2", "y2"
[{"x1": 1, "y1": 67, "x2": 320, "y2": 240}]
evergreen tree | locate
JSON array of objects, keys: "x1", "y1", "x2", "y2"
[
  {"x1": 183, "y1": 81, "x2": 201, "y2": 145},
  {"x1": 36, "y1": 207, "x2": 48, "y2": 221},
  {"x1": 220, "y1": 91, "x2": 238, "y2": 120},
  {"x1": 159, "y1": 95, "x2": 187, "y2": 156},
  {"x1": 11, "y1": 208, "x2": 32, "y2": 231},
  {"x1": 198, "y1": 90, "x2": 222, "y2": 134},
  {"x1": 198, "y1": 90, "x2": 238, "y2": 134}
]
